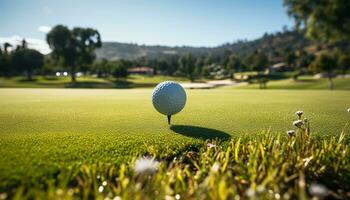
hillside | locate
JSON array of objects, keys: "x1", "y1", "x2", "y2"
[
  {"x1": 95, "y1": 30, "x2": 313, "y2": 61},
  {"x1": 95, "y1": 42, "x2": 211, "y2": 60}
]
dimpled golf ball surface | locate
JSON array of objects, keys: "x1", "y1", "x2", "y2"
[{"x1": 152, "y1": 81, "x2": 186, "y2": 116}]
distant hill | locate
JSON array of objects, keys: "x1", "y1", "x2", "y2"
[
  {"x1": 95, "y1": 30, "x2": 315, "y2": 61},
  {"x1": 95, "y1": 42, "x2": 211, "y2": 60}
]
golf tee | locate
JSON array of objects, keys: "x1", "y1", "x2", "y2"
[{"x1": 167, "y1": 115, "x2": 171, "y2": 125}]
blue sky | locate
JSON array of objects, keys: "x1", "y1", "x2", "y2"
[{"x1": 0, "y1": 0, "x2": 293, "y2": 47}]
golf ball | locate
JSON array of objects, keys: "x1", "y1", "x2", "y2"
[{"x1": 152, "y1": 81, "x2": 186, "y2": 116}]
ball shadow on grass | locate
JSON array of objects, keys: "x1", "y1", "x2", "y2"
[{"x1": 170, "y1": 125, "x2": 231, "y2": 141}]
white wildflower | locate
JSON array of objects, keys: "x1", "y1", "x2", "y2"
[
  {"x1": 347, "y1": 108, "x2": 350, "y2": 113},
  {"x1": 134, "y1": 157, "x2": 159, "y2": 174},
  {"x1": 211, "y1": 162, "x2": 220, "y2": 173},
  {"x1": 175, "y1": 194, "x2": 181, "y2": 200},
  {"x1": 293, "y1": 120, "x2": 304, "y2": 128},
  {"x1": 246, "y1": 188, "x2": 256, "y2": 198},
  {"x1": 275, "y1": 193, "x2": 281, "y2": 199},
  {"x1": 257, "y1": 185, "x2": 265, "y2": 193},
  {"x1": 296, "y1": 110, "x2": 304, "y2": 118},
  {"x1": 287, "y1": 130, "x2": 295, "y2": 137},
  {"x1": 309, "y1": 183, "x2": 328, "y2": 198},
  {"x1": 102, "y1": 181, "x2": 107, "y2": 186},
  {"x1": 113, "y1": 197, "x2": 121, "y2": 200},
  {"x1": 98, "y1": 185, "x2": 104, "y2": 193}
]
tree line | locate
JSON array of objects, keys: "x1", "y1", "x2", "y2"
[
  {"x1": 1, "y1": 32, "x2": 349, "y2": 88},
  {"x1": 0, "y1": 40, "x2": 44, "y2": 80}
]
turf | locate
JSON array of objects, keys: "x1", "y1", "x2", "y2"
[
  {"x1": 235, "y1": 76, "x2": 350, "y2": 90},
  {"x1": 0, "y1": 75, "x2": 188, "y2": 89},
  {"x1": 0, "y1": 88, "x2": 349, "y2": 189}
]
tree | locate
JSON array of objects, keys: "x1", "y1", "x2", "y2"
[
  {"x1": 0, "y1": 47, "x2": 5, "y2": 76},
  {"x1": 72, "y1": 27, "x2": 102, "y2": 74},
  {"x1": 179, "y1": 54, "x2": 196, "y2": 82},
  {"x1": 309, "y1": 53, "x2": 337, "y2": 90},
  {"x1": 12, "y1": 49, "x2": 44, "y2": 80},
  {"x1": 47, "y1": 25, "x2": 102, "y2": 82},
  {"x1": 47, "y1": 25, "x2": 78, "y2": 82},
  {"x1": 3, "y1": 42, "x2": 12, "y2": 54},
  {"x1": 226, "y1": 55, "x2": 241, "y2": 79},
  {"x1": 113, "y1": 63, "x2": 128, "y2": 79},
  {"x1": 42, "y1": 55, "x2": 57, "y2": 77},
  {"x1": 245, "y1": 51, "x2": 269, "y2": 89},
  {"x1": 0, "y1": 43, "x2": 13, "y2": 77},
  {"x1": 92, "y1": 59, "x2": 110, "y2": 78},
  {"x1": 194, "y1": 56, "x2": 204, "y2": 76},
  {"x1": 286, "y1": 52, "x2": 296, "y2": 68},
  {"x1": 284, "y1": 0, "x2": 350, "y2": 43},
  {"x1": 338, "y1": 53, "x2": 350, "y2": 77},
  {"x1": 252, "y1": 53, "x2": 269, "y2": 72}
]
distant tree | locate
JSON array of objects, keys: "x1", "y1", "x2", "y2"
[
  {"x1": 252, "y1": 52, "x2": 269, "y2": 72},
  {"x1": 284, "y1": 0, "x2": 350, "y2": 43},
  {"x1": 226, "y1": 55, "x2": 241, "y2": 79},
  {"x1": 242, "y1": 54, "x2": 254, "y2": 71},
  {"x1": 12, "y1": 49, "x2": 44, "y2": 80},
  {"x1": 47, "y1": 25, "x2": 78, "y2": 82},
  {"x1": 92, "y1": 59, "x2": 109, "y2": 78},
  {"x1": 0, "y1": 48, "x2": 5, "y2": 76},
  {"x1": 286, "y1": 52, "x2": 296, "y2": 68},
  {"x1": 309, "y1": 53, "x2": 337, "y2": 90},
  {"x1": 167, "y1": 55, "x2": 179, "y2": 75},
  {"x1": 21, "y1": 39, "x2": 27, "y2": 49},
  {"x1": 297, "y1": 50, "x2": 315, "y2": 73},
  {"x1": 42, "y1": 55, "x2": 57, "y2": 77},
  {"x1": 203, "y1": 54, "x2": 213, "y2": 66},
  {"x1": 0, "y1": 43, "x2": 13, "y2": 77},
  {"x1": 3, "y1": 42, "x2": 12, "y2": 54},
  {"x1": 47, "y1": 25, "x2": 102, "y2": 82},
  {"x1": 338, "y1": 53, "x2": 350, "y2": 77},
  {"x1": 194, "y1": 56, "x2": 204, "y2": 76},
  {"x1": 179, "y1": 54, "x2": 196, "y2": 82},
  {"x1": 248, "y1": 52, "x2": 269, "y2": 89},
  {"x1": 113, "y1": 63, "x2": 128, "y2": 79},
  {"x1": 286, "y1": 51, "x2": 299, "y2": 80},
  {"x1": 72, "y1": 27, "x2": 102, "y2": 74},
  {"x1": 157, "y1": 60, "x2": 169, "y2": 75}
]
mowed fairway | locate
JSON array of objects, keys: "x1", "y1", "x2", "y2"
[{"x1": 0, "y1": 88, "x2": 349, "y2": 187}]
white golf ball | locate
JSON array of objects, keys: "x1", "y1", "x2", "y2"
[{"x1": 152, "y1": 81, "x2": 186, "y2": 116}]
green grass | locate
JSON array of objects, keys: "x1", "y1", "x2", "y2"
[
  {"x1": 0, "y1": 75, "x2": 188, "y2": 89},
  {"x1": 0, "y1": 88, "x2": 349, "y2": 198},
  {"x1": 235, "y1": 76, "x2": 350, "y2": 90}
]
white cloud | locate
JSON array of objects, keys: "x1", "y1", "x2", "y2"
[
  {"x1": 0, "y1": 35, "x2": 51, "y2": 55},
  {"x1": 38, "y1": 26, "x2": 52, "y2": 33}
]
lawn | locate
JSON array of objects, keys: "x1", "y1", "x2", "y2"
[
  {"x1": 235, "y1": 76, "x2": 350, "y2": 90},
  {"x1": 0, "y1": 88, "x2": 349, "y2": 193},
  {"x1": 0, "y1": 75, "x2": 189, "y2": 89}
]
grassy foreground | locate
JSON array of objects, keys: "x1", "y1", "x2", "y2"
[
  {"x1": 0, "y1": 88, "x2": 349, "y2": 199},
  {"x1": 9, "y1": 128, "x2": 350, "y2": 199}
]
